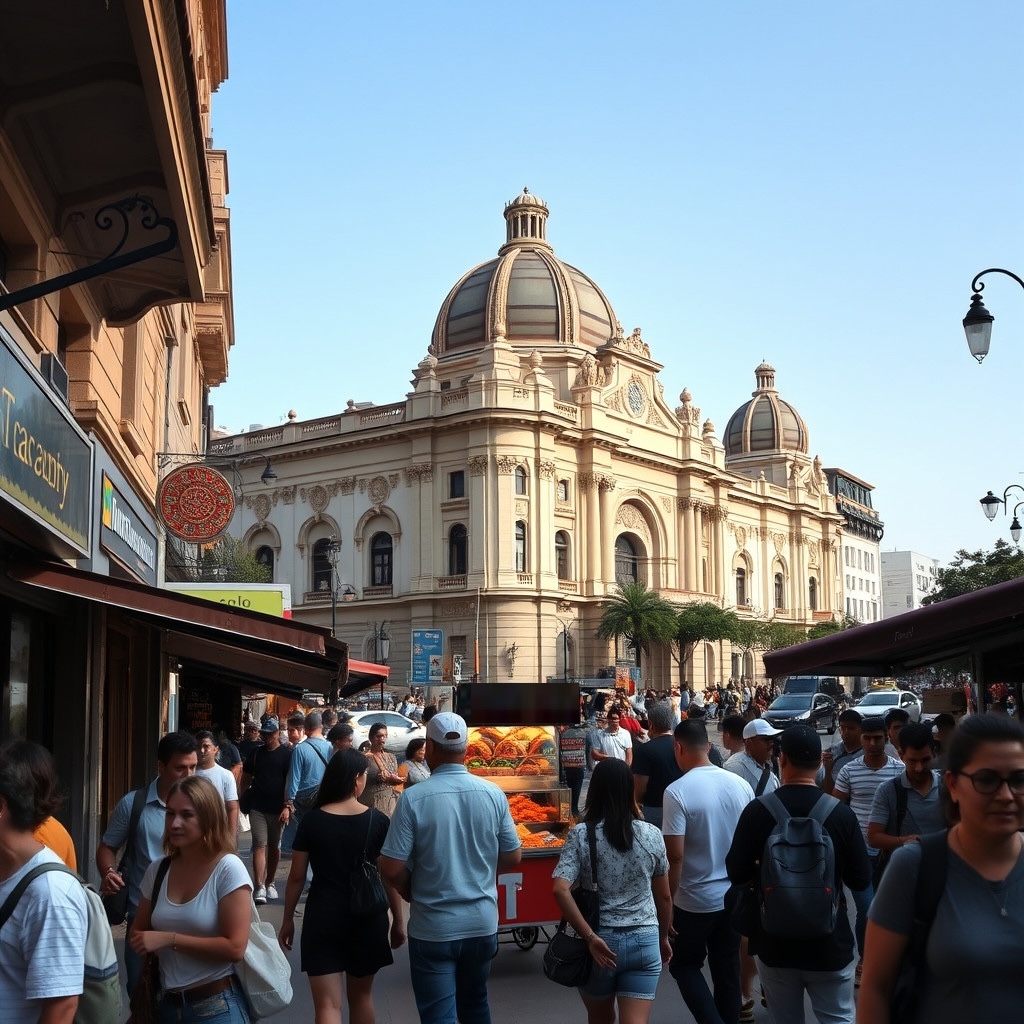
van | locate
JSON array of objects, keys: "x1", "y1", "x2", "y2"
[{"x1": 782, "y1": 675, "x2": 845, "y2": 700}]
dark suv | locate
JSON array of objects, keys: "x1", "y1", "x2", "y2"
[{"x1": 762, "y1": 692, "x2": 838, "y2": 734}]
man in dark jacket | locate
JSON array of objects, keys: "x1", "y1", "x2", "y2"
[{"x1": 726, "y1": 725, "x2": 871, "y2": 1024}]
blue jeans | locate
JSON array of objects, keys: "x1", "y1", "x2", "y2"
[
  {"x1": 580, "y1": 925, "x2": 662, "y2": 1000},
  {"x1": 757, "y1": 959, "x2": 856, "y2": 1024},
  {"x1": 850, "y1": 882, "x2": 874, "y2": 959},
  {"x1": 668, "y1": 905, "x2": 741, "y2": 1024},
  {"x1": 408, "y1": 933, "x2": 497, "y2": 1024},
  {"x1": 158, "y1": 977, "x2": 250, "y2": 1023}
]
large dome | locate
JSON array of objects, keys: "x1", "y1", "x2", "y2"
[
  {"x1": 431, "y1": 189, "x2": 619, "y2": 354},
  {"x1": 725, "y1": 363, "x2": 809, "y2": 456}
]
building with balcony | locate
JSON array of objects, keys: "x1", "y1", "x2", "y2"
[
  {"x1": 221, "y1": 189, "x2": 857, "y2": 692},
  {"x1": 823, "y1": 468, "x2": 884, "y2": 623}
]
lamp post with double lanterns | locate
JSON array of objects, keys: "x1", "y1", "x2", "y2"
[
  {"x1": 963, "y1": 268, "x2": 1024, "y2": 363},
  {"x1": 370, "y1": 622, "x2": 391, "y2": 709},
  {"x1": 979, "y1": 486, "x2": 1024, "y2": 544}
]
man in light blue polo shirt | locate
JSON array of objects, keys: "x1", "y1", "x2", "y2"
[
  {"x1": 95, "y1": 731, "x2": 197, "y2": 993},
  {"x1": 381, "y1": 712, "x2": 521, "y2": 1024}
]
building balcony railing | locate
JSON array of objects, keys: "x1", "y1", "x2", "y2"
[
  {"x1": 363, "y1": 585, "x2": 393, "y2": 599},
  {"x1": 437, "y1": 575, "x2": 467, "y2": 590},
  {"x1": 303, "y1": 591, "x2": 332, "y2": 604},
  {"x1": 517, "y1": 573, "x2": 534, "y2": 585},
  {"x1": 558, "y1": 579, "x2": 578, "y2": 593}
]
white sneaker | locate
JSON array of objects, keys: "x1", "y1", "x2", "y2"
[
  {"x1": 266, "y1": 883, "x2": 279, "y2": 901},
  {"x1": 253, "y1": 886, "x2": 267, "y2": 905}
]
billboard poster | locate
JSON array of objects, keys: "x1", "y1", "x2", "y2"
[{"x1": 412, "y1": 628, "x2": 444, "y2": 684}]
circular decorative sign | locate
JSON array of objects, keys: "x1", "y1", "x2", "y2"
[{"x1": 158, "y1": 465, "x2": 236, "y2": 542}]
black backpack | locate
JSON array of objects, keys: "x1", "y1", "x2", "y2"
[{"x1": 759, "y1": 792, "x2": 839, "y2": 938}]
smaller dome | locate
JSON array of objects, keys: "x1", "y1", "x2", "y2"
[
  {"x1": 506, "y1": 186, "x2": 547, "y2": 209},
  {"x1": 724, "y1": 363, "x2": 809, "y2": 456}
]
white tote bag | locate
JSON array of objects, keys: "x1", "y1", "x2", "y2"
[{"x1": 235, "y1": 903, "x2": 293, "y2": 1020}]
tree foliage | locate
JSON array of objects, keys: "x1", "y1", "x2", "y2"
[
  {"x1": 805, "y1": 614, "x2": 860, "y2": 640},
  {"x1": 757, "y1": 621, "x2": 807, "y2": 652},
  {"x1": 673, "y1": 602, "x2": 739, "y2": 684},
  {"x1": 198, "y1": 535, "x2": 273, "y2": 584},
  {"x1": 922, "y1": 539, "x2": 1024, "y2": 605},
  {"x1": 595, "y1": 582, "x2": 678, "y2": 668}
]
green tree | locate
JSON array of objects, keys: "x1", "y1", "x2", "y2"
[
  {"x1": 805, "y1": 614, "x2": 860, "y2": 640},
  {"x1": 922, "y1": 539, "x2": 1024, "y2": 604},
  {"x1": 757, "y1": 620, "x2": 806, "y2": 652},
  {"x1": 672, "y1": 602, "x2": 739, "y2": 687},
  {"x1": 595, "y1": 582, "x2": 678, "y2": 669},
  {"x1": 198, "y1": 535, "x2": 272, "y2": 584}
]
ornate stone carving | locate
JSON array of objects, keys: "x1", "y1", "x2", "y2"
[
  {"x1": 675, "y1": 388, "x2": 702, "y2": 430},
  {"x1": 515, "y1": 500, "x2": 528, "y2": 516},
  {"x1": 598, "y1": 475, "x2": 617, "y2": 493},
  {"x1": 388, "y1": 474, "x2": 399, "y2": 488},
  {"x1": 646, "y1": 405, "x2": 665, "y2": 427},
  {"x1": 367, "y1": 475, "x2": 391, "y2": 509},
  {"x1": 404, "y1": 464, "x2": 434, "y2": 484},
  {"x1": 496, "y1": 455, "x2": 519, "y2": 475},
  {"x1": 661, "y1": 496, "x2": 674, "y2": 513},
  {"x1": 556, "y1": 600, "x2": 574, "y2": 613},
  {"x1": 338, "y1": 477, "x2": 357, "y2": 495},
  {"x1": 772, "y1": 532, "x2": 787, "y2": 555},
  {"x1": 538, "y1": 460, "x2": 556, "y2": 478},
  {"x1": 244, "y1": 493, "x2": 272, "y2": 522},
  {"x1": 605, "y1": 390, "x2": 623, "y2": 412},
  {"x1": 615, "y1": 504, "x2": 650, "y2": 541},
  {"x1": 513, "y1": 387, "x2": 531, "y2": 399},
  {"x1": 705, "y1": 505, "x2": 729, "y2": 523},
  {"x1": 612, "y1": 326, "x2": 652, "y2": 358},
  {"x1": 807, "y1": 540, "x2": 820, "y2": 567},
  {"x1": 441, "y1": 601, "x2": 476, "y2": 618},
  {"x1": 272, "y1": 486, "x2": 296, "y2": 505},
  {"x1": 300, "y1": 484, "x2": 330, "y2": 514},
  {"x1": 734, "y1": 526, "x2": 747, "y2": 550},
  {"x1": 579, "y1": 472, "x2": 597, "y2": 490},
  {"x1": 468, "y1": 455, "x2": 488, "y2": 476},
  {"x1": 573, "y1": 353, "x2": 600, "y2": 388}
]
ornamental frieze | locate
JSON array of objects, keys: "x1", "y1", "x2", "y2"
[
  {"x1": 404, "y1": 464, "x2": 434, "y2": 484},
  {"x1": 244, "y1": 493, "x2": 272, "y2": 522},
  {"x1": 468, "y1": 456, "x2": 488, "y2": 476},
  {"x1": 496, "y1": 455, "x2": 520, "y2": 475},
  {"x1": 538, "y1": 460, "x2": 556, "y2": 478}
]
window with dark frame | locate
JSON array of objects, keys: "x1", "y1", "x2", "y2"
[
  {"x1": 736, "y1": 566, "x2": 747, "y2": 606},
  {"x1": 449, "y1": 470, "x2": 465, "y2": 499},
  {"x1": 449, "y1": 524, "x2": 467, "y2": 575},
  {"x1": 371, "y1": 532, "x2": 393, "y2": 586},
  {"x1": 514, "y1": 465, "x2": 527, "y2": 495},
  {"x1": 312, "y1": 538, "x2": 333, "y2": 593},
  {"x1": 255, "y1": 546, "x2": 274, "y2": 579},
  {"x1": 555, "y1": 531, "x2": 569, "y2": 580},
  {"x1": 515, "y1": 521, "x2": 527, "y2": 572}
]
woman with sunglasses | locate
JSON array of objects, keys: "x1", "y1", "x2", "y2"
[{"x1": 859, "y1": 713, "x2": 1024, "y2": 1023}]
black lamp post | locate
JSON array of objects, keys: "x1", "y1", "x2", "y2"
[
  {"x1": 978, "y1": 485, "x2": 1024, "y2": 543},
  {"x1": 326, "y1": 535, "x2": 341, "y2": 636},
  {"x1": 370, "y1": 622, "x2": 391, "y2": 708},
  {"x1": 963, "y1": 268, "x2": 1024, "y2": 363}
]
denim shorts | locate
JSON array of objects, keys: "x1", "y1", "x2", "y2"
[{"x1": 579, "y1": 925, "x2": 662, "y2": 1001}]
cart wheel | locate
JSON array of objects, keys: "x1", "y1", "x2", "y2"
[{"x1": 511, "y1": 927, "x2": 539, "y2": 950}]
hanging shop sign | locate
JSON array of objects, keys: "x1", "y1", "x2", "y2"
[
  {"x1": 0, "y1": 325, "x2": 92, "y2": 556},
  {"x1": 158, "y1": 464, "x2": 235, "y2": 542},
  {"x1": 100, "y1": 472, "x2": 158, "y2": 585},
  {"x1": 412, "y1": 628, "x2": 444, "y2": 685}
]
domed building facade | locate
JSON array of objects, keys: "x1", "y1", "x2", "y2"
[{"x1": 216, "y1": 191, "x2": 846, "y2": 691}]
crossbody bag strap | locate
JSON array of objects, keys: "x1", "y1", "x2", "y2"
[
  {"x1": 309, "y1": 741, "x2": 329, "y2": 768},
  {"x1": 360, "y1": 809, "x2": 374, "y2": 865},
  {"x1": 893, "y1": 777, "x2": 909, "y2": 835},
  {"x1": 586, "y1": 821, "x2": 599, "y2": 888},
  {"x1": 151, "y1": 856, "x2": 172, "y2": 905},
  {"x1": 0, "y1": 863, "x2": 81, "y2": 930},
  {"x1": 754, "y1": 764, "x2": 772, "y2": 797},
  {"x1": 120, "y1": 786, "x2": 148, "y2": 872}
]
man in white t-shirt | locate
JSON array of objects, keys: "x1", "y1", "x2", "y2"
[
  {"x1": 724, "y1": 719, "x2": 781, "y2": 798},
  {"x1": 591, "y1": 708, "x2": 633, "y2": 766},
  {"x1": 663, "y1": 718, "x2": 753, "y2": 1024},
  {"x1": 195, "y1": 730, "x2": 239, "y2": 836}
]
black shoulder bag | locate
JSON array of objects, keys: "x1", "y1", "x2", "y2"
[
  {"x1": 103, "y1": 786, "x2": 147, "y2": 926},
  {"x1": 544, "y1": 822, "x2": 600, "y2": 988},
  {"x1": 349, "y1": 811, "x2": 389, "y2": 917}
]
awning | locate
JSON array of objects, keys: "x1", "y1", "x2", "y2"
[
  {"x1": 340, "y1": 659, "x2": 391, "y2": 700},
  {"x1": 763, "y1": 576, "x2": 1024, "y2": 680},
  {"x1": 9, "y1": 561, "x2": 348, "y2": 699}
]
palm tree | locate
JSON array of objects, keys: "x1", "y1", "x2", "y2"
[{"x1": 595, "y1": 582, "x2": 678, "y2": 670}]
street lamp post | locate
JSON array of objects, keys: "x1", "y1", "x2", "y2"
[
  {"x1": 370, "y1": 621, "x2": 391, "y2": 708},
  {"x1": 326, "y1": 535, "x2": 341, "y2": 637},
  {"x1": 978, "y1": 486, "x2": 1024, "y2": 543},
  {"x1": 963, "y1": 268, "x2": 1024, "y2": 363}
]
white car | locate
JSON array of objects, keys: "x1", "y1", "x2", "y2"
[
  {"x1": 345, "y1": 710, "x2": 426, "y2": 760},
  {"x1": 855, "y1": 689, "x2": 922, "y2": 723}
]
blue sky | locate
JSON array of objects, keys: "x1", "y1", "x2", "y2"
[{"x1": 213, "y1": 1, "x2": 1023, "y2": 568}]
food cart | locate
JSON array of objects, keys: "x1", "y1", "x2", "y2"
[{"x1": 457, "y1": 683, "x2": 580, "y2": 950}]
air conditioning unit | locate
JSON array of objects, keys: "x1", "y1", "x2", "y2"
[{"x1": 40, "y1": 353, "x2": 69, "y2": 405}]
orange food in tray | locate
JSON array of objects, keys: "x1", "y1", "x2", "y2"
[{"x1": 508, "y1": 794, "x2": 558, "y2": 823}]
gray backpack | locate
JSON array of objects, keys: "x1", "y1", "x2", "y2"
[{"x1": 758, "y1": 792, "x2": 839, "y2": 938}]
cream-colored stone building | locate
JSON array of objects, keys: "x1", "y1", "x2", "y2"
[{"x1": 221, "y1": 190, "x2": 845, "y2": 690}]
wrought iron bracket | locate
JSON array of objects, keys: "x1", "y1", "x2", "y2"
[{"x1": 0, "y1": 196, "x2": 179, "y2": 313}]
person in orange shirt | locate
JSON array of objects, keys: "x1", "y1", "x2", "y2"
[{"x1": 34, "y1": 814, "x2": 77, "y2": 870}]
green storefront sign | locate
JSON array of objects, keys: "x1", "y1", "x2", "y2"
[{"x1": 0, "y1": 324, "x2": 92, "y2": 555}]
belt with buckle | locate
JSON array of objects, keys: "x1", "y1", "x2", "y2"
[{"x1": 163, "y1": 976, "x2": 234, "y2": 1005}]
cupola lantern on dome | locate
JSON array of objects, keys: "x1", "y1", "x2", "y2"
[
  {"x1": 724, "y1": 363, "x2": 809, "y2": 456},
  {"x1": 431, "y1": 190, "x2": 619, "y2": 355}
]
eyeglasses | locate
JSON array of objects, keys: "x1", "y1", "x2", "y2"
[{"x1": 956, "y1": 769, "x2": 1024, "y2": 795}]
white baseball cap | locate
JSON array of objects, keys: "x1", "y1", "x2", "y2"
[
  {"x1": 426, "y1": 712, "x2": 468, "y2": 750},
  {"x1": 743, "y1": 719, "x2": 782, "y2": 739}
]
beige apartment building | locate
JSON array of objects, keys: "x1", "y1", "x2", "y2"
[
  {"x1": 0, "y1": 1, "x2": 234, "y2": 856},
  {"x1": 220, "y1": 190, "x2": 846, "y2": 692}
]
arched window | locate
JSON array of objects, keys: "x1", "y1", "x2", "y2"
[
  {"x1": 514, "y1": 465, "x2": 527, "y2": 496},
  {"x1": 371, "y1": 533, "x2": 393, "y2": 586},
  {"x1": 774, "y1": 572, "x2": 785, "y2": 610},
  {"x1": 255, "y1": 546, "x2": 274, "y2": 579},
  {"x1": 448, "y1": 524, "x2": 467, "y2": 576},
  {"x1": 808, "y1": 577, "x2": 818, "y2": 611},
  {"x1": 615, "y1": 535, "x2": 638, "y2": 584},
  {"x1": 736, "y1": 566, "x2": 747, "y2": 606},
  {"x1": 312, "y1": 538, "x2": 333, "y2": 593},
  {"x1": 515, "y1": 521, "x2": 527, "y2": 572},
  {"x1": 555, "y1": 531, "x2": 569, "y2": 580}
]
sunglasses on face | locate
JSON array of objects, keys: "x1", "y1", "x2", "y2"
[{"x1": 957, "y1": 769, "x2": 1024, "y2": 796}]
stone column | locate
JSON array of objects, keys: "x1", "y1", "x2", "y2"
[{"x1": 599, "y1": 475, "x2": 617, "y2": 586}]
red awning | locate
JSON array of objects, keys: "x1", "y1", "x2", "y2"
[{"x1": 340, "y1": 659, "x2": 390, "y2": 699}]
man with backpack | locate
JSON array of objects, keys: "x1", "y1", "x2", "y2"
[
  {"x1": 866, "y1": 721, "x2": 946, "y2": 885},
  {"x1": 726, "y1": 725, "x2": 871, "y2": 1024}
]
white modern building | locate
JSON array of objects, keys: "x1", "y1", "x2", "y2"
[
  {"x1": 880, "y1": 550, "x2": 938, "y2": 617},
  {"x1": 824, "y1": 469, "x2": 884, "y2": 623}
]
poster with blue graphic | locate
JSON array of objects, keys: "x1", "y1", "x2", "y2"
[{"x1": 412, "y1": 629, "x2": 444, "y2": 684}]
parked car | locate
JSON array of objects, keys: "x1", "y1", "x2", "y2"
[
  {"x1": 762, "y1": 692, "x2": 838, "y2": 734},
  {"x1": 855, "y1": 689, "x2": 922, "y2": 722},
  {"x1": 345, "y1": 710, "x2": 426, "y2": 759}
]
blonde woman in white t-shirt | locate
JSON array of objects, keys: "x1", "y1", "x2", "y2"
[{"x1": 130, "y1": 775, "x2": 253, "y2": 1023}]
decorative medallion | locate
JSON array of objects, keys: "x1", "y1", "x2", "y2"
[
  {"x1": 302, "y1": 484, "x2": 330, "y2": 514},
  {"x1": 158, "y1": 466, "x2": 235, "y2": 542},
  {"x1": 368, "y1": 475, "x2": 391, "y2": 507},
  {"x1": 734, "y1": 526, "x2": 747, "y2": 550},
  {"x1": 246, "y1": 493, "x2": 271, "y2": 523}
]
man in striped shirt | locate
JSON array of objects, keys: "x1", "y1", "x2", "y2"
[{"x1": 832, "y1": 717, "x2": 903, "y2": 985}]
